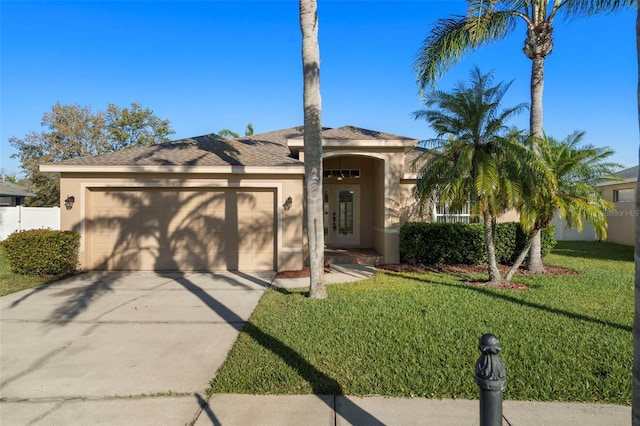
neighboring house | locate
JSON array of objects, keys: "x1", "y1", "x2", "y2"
[
  {"x1": 41, "y1": 125, "x2": 431, "y2": 272},
  {"x1": 596, "y1": 165, "x2": 637, "y2": 246},
  {"x1": 0, "y1": 180, "x2": 35, "y2": 206}
]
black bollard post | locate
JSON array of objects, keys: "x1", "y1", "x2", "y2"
[{"x1": 475, "y1": 334, "x2": 507, "y2": 426}]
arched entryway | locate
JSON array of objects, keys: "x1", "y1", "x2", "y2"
[{"x1": 322, "y1": 154, "x2": 386, "y2": 253}]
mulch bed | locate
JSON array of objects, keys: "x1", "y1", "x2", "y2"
[{"x1": 275, "y1": 263, "x2": 577, "y2": 291}]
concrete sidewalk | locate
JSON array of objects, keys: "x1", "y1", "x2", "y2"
[
  {"x1": 271, "y1": 264, "x2": 377, "y2": 289},
  {"x1": 194, "y1": 394, "x2": 630, "y2": 426}
]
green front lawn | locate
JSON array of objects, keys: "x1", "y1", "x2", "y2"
[
  {"x1": 0, "y1": 246, "x2": 62, "y2": 296},
  {"x1": 209, "y1": 241, "x2": 633, "y2": 404}
]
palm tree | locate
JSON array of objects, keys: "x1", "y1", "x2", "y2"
[
  {"x1": 300, "y1": 0, "x2": 326, "y2": 299},
  {"x1": 415, "y1": 0, "x2": 635, "y2": 273},
  {"x1": 218, "y1": 123, "x2": 254, "y2": 139},
  {"x1": 413, "y1": 67, "x2": 535, "y2": 284},
  {"x1": 505, "y1": 131, "x2": 620, "y2": 281}
]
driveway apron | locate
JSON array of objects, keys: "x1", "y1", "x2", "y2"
[{"x1": 0, "y1": 271, "x2": 272, "y2": 425}]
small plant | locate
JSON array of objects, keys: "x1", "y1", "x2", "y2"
[{"x1": 1, "y1": 229, "x2": 80, "y2": 276}]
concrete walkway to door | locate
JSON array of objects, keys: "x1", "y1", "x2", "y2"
[{"x1": 0, "y1": 270, "x2": 273, "y2": 425}]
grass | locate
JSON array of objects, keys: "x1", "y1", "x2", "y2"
[
  {"x1": 209, "y1": 241, "x2": 633, "y2": 405},
  {"x1": 0, "y1": 246, "x2": 63, "y2": 296}
]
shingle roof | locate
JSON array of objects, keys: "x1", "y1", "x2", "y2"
[
  {"x1": 43, "y1": 125, "x2": 419, "y2": 169},
  {"x1": 48, "y1": 133, "x2": 302, "y2": 167},
  {"x1": 245, "y1": 125, "x2": 416, "y2": 145},
  {"x1": 616, "y1": 165, "x2": 638, "y2": 181},
  {"x1": 321, "y1": 126, "x2": 416, "y2": 141},
  {"x1": 0, "y1": 181, "x2": 35, "y2": 197}
]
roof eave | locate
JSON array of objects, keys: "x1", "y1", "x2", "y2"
[{"x1": 40, "y1": 164, "x2": 305, "y2": 175}]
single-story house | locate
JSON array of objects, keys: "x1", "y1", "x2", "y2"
[
  {"x1": 596, "y1": 165, "x2": 637, "y2": 246},
  {"x1": 0, "y1": 180, "x2": 35, "y2": 206},
  {"x1": 41, "y1": 125, "x2": 437, "y2": 272}
]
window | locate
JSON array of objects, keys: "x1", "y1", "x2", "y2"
[
  {"x1": 0, "y1": 196, "x2": 12, "y2": 206},
  {"x1": 433, "y1": 199, "x2": 471, "y2": 224},
  {"x1": 614, "y1": 188, "x2": 634, "y2": 203}
]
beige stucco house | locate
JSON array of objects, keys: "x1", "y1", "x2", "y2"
[
  {"x1": 597, "y1": 165, "x2": 637, "y2": 246},
  {"x1": 41, "y1": 125, "x2": 428, "y2": 272}
]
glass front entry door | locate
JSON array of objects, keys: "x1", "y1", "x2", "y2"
[{"x1": 323, "y1": 184, "x2": 360, "y2": 247}]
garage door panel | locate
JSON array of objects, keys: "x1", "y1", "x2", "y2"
[{"x1": 87, "y1": 188, "x2": 274, "y2": 271}]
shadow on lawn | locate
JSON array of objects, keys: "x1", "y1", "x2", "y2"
[
  {"x1": 383, "y1": 271, "x2": 631, "y2": 333},
  {"x1": 551, "y1": 241, "x2": 634, "y2": 263},
  {"x1": 163, "y1": 272, "x2": 384, "y2": 426}
]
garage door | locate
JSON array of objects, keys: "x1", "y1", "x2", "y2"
[{"x1": 86, "y1": 188, "x2": 275, "y2": 271}]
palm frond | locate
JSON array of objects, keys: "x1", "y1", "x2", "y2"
[
  {"x1": 415, "y1": 11, "x2": 518, "y2": 92},
  {"x1": 559, "y1": 0, "x2": 636, "y2": 19}
]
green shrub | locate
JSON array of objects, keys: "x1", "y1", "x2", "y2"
[
  {"x1": 1, "y1": 229, "x2": 80, "y2": 276},
  {"x1": 399, "y1": 222, "x2": 556, "y2": 265}
]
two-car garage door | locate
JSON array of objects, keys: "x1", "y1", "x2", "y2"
[{"x1": 86, "y1": 188, "x2": 275, "y2": 271}]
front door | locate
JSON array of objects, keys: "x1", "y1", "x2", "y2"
[{"x1": 323, "y1": 184, "x2": 360, "y2": 247}]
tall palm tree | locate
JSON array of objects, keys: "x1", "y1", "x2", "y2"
[
  {"x1": 218, "y1": 123, "x2": 255, "y2": 139},
  {"x1": 415, "y1": 0, "x2": 635, "y2": 273},
  {"x1": 413, "y1": 67, "x2": 535, "y2": 283},
  {"x1": 506, "y1": 131, "x2": 620, "y2": 281},
  {"x1": 300, "y1": 0, "x2": 326, "y2": 299}
]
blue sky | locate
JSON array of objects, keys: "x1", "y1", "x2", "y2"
[{"x1": 1, "y1": 1, "x2": 637, "y2": 178}]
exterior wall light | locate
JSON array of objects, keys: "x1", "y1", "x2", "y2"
[
  {"x1": 283, "y1": 196, "x2": 293, "y2": 211},
  {"x1": 64, "y1": 195, "x2": 75, "y2": 210}
]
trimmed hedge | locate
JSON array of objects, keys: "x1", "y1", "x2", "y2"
[
  {"x1": 399, "y1": 222, "x2": 556, "y2": 265},
  {"x1": 2, "y1": 229, "x2": 80, "y2": 276}
]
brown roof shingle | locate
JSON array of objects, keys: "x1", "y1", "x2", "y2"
[
  {"x1": 49, "y1": 134, "x2": 302, "y2": 167},
  {"x1": 321, "y1": 126, "x2": 416, "y2": 141},
  {"x1": 245, "y1": 125, "x2": 416, "y2": 144},
  {"x1": 44, "y1": 125, "x2": 419, "y2": 169}
]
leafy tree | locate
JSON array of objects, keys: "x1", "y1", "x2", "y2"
[
  {"x1": 506, "y1": 131, "x2": 620, "y2": 280},
  {"x1": 9, "y1": 102, "x2": 174, "y2": 206},
  {"x1": 0, "y1": 171, "x2": 18, "y2": 184},
  {"x1": 415, "y1": 0, "x2": 635, "y2": 273},
  {"x1": 105, "y1": 102, "x2": 174, "y2": 150},
  {"x1": 300, "y1": 0, "x2": 326, "y2": 298},
  {"x1": 412, "y1": 68, "x2": 537, "y2": 284},
  {"x1": 218, "y1": 123, "x2": 255, "y2": 139}
]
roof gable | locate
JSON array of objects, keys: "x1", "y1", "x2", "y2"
[{"x1": 320, "y1": 126, "x2": 416, "y2": 141}]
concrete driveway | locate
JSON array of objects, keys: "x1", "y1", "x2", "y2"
[{"x1": 0, "y1": 270, "x2": 273, "y2": 425}]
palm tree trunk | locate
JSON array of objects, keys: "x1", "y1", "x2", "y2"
[
  {"x1": 527, "y1": 55, "x2": 546, "y2": 273},
  {"x1": 632, "y1": 7, "x2": 640, "y2": 425},
  {"x1": 506, "y1": 231, "x2": 536, "y2": 282},
  {"x1": 483, "y1": 211, "x2": 501, "y2": 283},
  {"x1": 300, "y1": 0, "x2": 326, "y2": 299}
]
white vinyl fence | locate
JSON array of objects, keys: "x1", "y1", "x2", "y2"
[
  {"x1": 550, "y1": 211, "x2": 597, "y2": 241},
  {"x1": 0, "y1": 206, "x2": 60, "y2": 241}
]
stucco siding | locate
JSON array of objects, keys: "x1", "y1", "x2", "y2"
[
  {"x1": 59, "y1": 172, "x2": 304, "y2": 271},
  {"x1": 600, "y1": 181, "x2": 636, "y2": 246}
]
